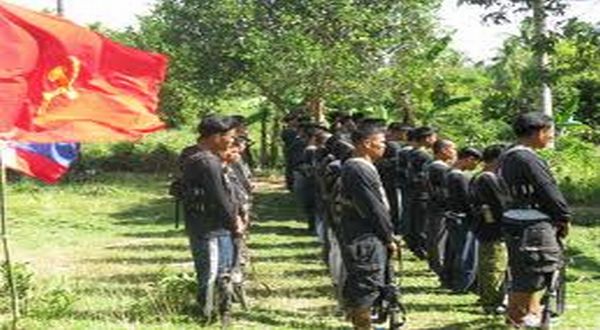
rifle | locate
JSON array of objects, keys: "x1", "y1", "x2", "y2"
[
  {"x1": 540, "y1": 239, "x2": 567, "y2": 330},
  {"x1": 174, "y1": 199, "x2": 180, "y2": 229},
  {"x1": 372, "y1": 237, "x2": 407, "y2": 330}
]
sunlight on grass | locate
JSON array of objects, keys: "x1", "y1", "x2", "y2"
[{"x1": 1, "y1": 174, "x2": 599, "y2": 329}]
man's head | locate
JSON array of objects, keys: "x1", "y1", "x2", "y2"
[
  {"x1": 413, "y1": 126, "x2": 437, "y2": 148},
  {"x1": 513, "y1": 112, "x2": 554, "y2": 149},
  {"x1": 455, "y1": 147, "x2": 482, "y2": 171},
  {"x1": 433, "y1": 139, "x2": 457, "y2": 164},
  {"x1": 386, "y1": 122, "x2": 413, "y2": 142},
  {"x1": 351, "y1": 121, "x2": 387, "y2": 161},
  {"x1": 482, "y1": 143, "x2": 507, "y2": 170},
  {"x1": 197, "y1": 115, "x2": 237, "y2": 153},
  {"x1": 231, "y1": 115, "x2": 248, "y2": 136}
]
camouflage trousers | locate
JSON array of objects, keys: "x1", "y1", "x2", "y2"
[{"x1": 477, "y1": 240, "x2": 508, "y2": 309}]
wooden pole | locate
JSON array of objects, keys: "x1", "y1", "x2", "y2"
[{"x1": 0, "y1": 144, "x2": 19, "y2": 329}]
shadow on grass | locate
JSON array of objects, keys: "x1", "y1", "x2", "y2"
[
  {"x1": 252, "y1": 252, "x2": 320, "y2": 264},
  {"x1": 252, "y1": 191, "x2": 302, "y2": 221},
  {"x1": 106, "y1": 242, "x2": 188, "y2": 252},
  {"x1": 248, "y1": 240, "x2": 320, "y2": 250},
  {"x1": 234, "y1": 307, "x2": 346, "y2": 329},
  {"x1": 122, "y1": 229, "x2": 184, "y2": 238},
  {"x1": 83, "y1": 255, "x2": 190, "y2": 265},
  {"x1": 110, "y1": 197, "x2": 175, "y2": 226},
  {"x1": 566, "y1": 245, "x2": 600, "y2": 276},
  {"x1": 572, "y1": 207, "x2": 600, "y2": 228},
  {"x1": 283, "y1": 268, "x2": 329, "y2": 278},
  {"x1": 251, "y1": 223, "x2": 309, "y2": 237},
  {"x1": 418, "y1": 317, "x2": 506, "y2": 330},
  {"x1": 247, "y1": 283, "x2": 332, "y2": 299}
]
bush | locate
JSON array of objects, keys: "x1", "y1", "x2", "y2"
[
  {"x1": 0, "y1": 262, "x2": 34, "y2": 314},
  {"x1": 130, "y1": 272, "x2": 197, "y2": 322},
  {"x1": 542, "y1": 134, "x2": 600, "y2": 205},
  {"x1": 75, "y1": 128, "x2": 197, "y2": 174},
  {"x1": 29, "y1": 286, "x2": 78, "y2": 319}
]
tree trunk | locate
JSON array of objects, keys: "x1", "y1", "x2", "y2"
[
  {"x1": 57, "y1": 0, "x2": 64, "y2": 16},
  {"x1": 306, "y1": 97, "x2": 325, "y2": 123},
  {"x1": 259, "y1": 105, "x2": 270, "y2": 168},
  {"x1": 532, "y1": 0, "x2": 554, "y2": 147},
  {"x1": 269, "y1": 110, "x2": 282, "y2": 168},
  {"x1": 396, "y1": 90, "x2": 416, "y2": 125}
]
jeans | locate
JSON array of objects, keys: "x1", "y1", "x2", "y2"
[{"x1": 188, "y1": 229, "x2": 234, "y2": 317}]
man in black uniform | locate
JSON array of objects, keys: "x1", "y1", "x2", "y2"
[
  {"x1": 180, "y1": 115, "x2": 242, "y2": 319},
  {"x1": 396, "y1": 128, "x2": 416, "y2": 236},
  {"x1": 424, "y1": 139, "x2": 457, "y2": 286},
  {"x1": 406, "y1": 126, "x2": 437, "y2": 259},
  {"x1": 498, "y1": 112, "x2": 570, "y2": 327},
  {"x1": 340, "y1": 121, "x2": 396, "y2": 330},
  {"x1": 444, "y1": 147, "x2": 482, "y2": 293},
  {"x1": 376, "y1": 123, "x2": 413, "y2": 233},
  {"x1": 470, "y1": 144, "x2": 508, "y2": 314}
]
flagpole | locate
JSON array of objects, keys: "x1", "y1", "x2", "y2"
[{"x1": 0, "y1": 143, "x2": 20, "y2": 329}]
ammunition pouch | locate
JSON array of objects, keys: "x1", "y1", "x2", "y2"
[{"x1": 502, "y1": 213, "x2": 562, "y2": 274}]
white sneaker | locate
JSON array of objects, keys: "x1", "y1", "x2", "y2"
[{"x1": 522, "y1": 313, "x2": 542, "y2": 328}]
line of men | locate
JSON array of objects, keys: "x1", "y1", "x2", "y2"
[
  {"x1": 282, "y1": 111, "x2": 570, "y2": 329},
  {"x1": 175, "y1": 115, "x2": 254, "y2": 324}
]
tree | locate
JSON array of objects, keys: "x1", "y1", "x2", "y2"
[
  {"x1": 459, "y1": 0, "x2": 569, "y2": 144},
  {"x1": 131, "y1": 0, "x2": 446, "y2": 123}
]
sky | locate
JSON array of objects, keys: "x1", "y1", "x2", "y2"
[{"x1": 6, "y1": 0, "x2": 600, "y2": 63}]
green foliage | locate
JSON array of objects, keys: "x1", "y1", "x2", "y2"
[
  {"x1": 542, "y1": 135, "x2": 600, "y2": 204},
  {"x1": 29, "y1": 286, "x2": 78, "y2": 320},
  {"x1": 130, "y1": 272, "x2": 197, "y2": 322},
  {"x1": 0, "y1": 262, "x2": 34, "y2": 314},
  {"x1": 75, "y1": 129, "x2": 196, "y2": 174}
]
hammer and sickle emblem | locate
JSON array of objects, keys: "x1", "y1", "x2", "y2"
[{"x1": 37, "y1": 56, "x2": 82, "y2": 115}]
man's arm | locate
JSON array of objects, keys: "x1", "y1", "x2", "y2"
[
  {"x1": 523, "y1": 155, "x2": 571, "y2": 223},
  {"x1": 198, "y1": 157, "x2": 238, "y2": 230},
  {"x1": 345, "y1": 165, "x2": 394, "y2": 244}
]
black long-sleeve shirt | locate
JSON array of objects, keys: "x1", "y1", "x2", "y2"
[
  {"x1": 425, "y1": 160, "x2": 451, "y2": 211},
  {"x1": 469, "y1": 171, "x2": 504, "y2": 242},
  {"x1": 340, "y1": 158, "x2": 394, "y2": 245},
  {"x1": 446, "y1": 168, "x2": 471, "y2": 214},
  {"x1": 498, "y1": 145, "x2": 571, "y2": 223},
  {"x1": 181, "y1": 148, "x2": 237, "y2": 236},
  {"x1": 408, "y1": 148, "x2": 433, "y2": 200}
]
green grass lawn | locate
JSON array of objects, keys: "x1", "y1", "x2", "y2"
[{"x1": 1, "y1": 173, "x2": 599, "y2": 329}]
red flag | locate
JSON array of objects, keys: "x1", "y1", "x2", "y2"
[{"x1": 0, "y1": 1, "x2": 168, "y2": 143}]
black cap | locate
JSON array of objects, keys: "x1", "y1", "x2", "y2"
[
  {"x1": 388, "y1": 122, "x2": 412, "y2": 132},
  {"x1": 482, "y1": 143, "x2": 507, "y2": 162},
  {"x1": 412, "y1": 126, "x2": 436, "y2": 140},
  {"x1": 197, "y1": 115, "x2": 236, "y2": 137},
  {"x1": 231, "y1": 115, "x2": 246, "y2": 128},
  {"x1": 458, "y1": 147, "x2": 483, "y2": 160}
]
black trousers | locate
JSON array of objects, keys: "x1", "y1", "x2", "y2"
[
  {"x1": 406, "y1": 198, "x2": 428, "y2": 258},
  {"x1": 426, "y1": 209, "x2": 448, "y2": 278}
]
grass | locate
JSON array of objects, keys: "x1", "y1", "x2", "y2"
[{"x1": 0, "y1": 173, "x2": 599, "y2": 329}]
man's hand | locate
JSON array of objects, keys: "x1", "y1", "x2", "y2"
[
  {"x1": 557, "y1": 221, "x2": 570, "y2": 239},
  {"x1": 234, "y1": 216, "x2": 246, "y2": 235},
  {"x1": 387, "y1": 241, "x2": 398, "y2": 257}
]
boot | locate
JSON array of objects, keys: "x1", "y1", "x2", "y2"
[
  {"x1": 507, "y1": 292, "x2": 530, "y2": 327},
  {"x1": 347, "y1": 307, "x2": 372, "y2": 330},
  {"x1": 507, "y1": 291, "x2": 542, "y2": 328}
]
